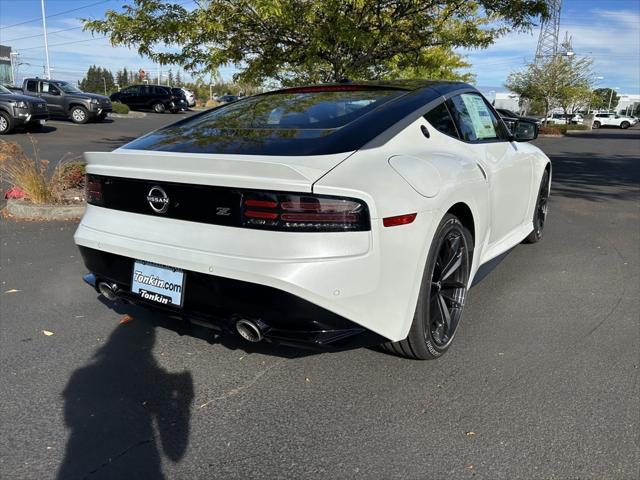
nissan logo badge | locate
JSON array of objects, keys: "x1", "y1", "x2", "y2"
[{"x1": 147, "y1": 186, "x2": 170, "y2": 213}]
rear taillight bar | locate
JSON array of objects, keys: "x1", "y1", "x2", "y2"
[
  {"x1": 242, "y1": 192, "x2": 370, "y2": 232},
  {"x1": 85, "y1": 174, "x2": 370, "y2": 232},
  {"x1": 86, "y1": 175, "x2": 103, "y2": 205}
]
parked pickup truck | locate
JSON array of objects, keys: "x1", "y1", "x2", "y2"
[
  {"x1": 20, "y1": 78, "x2": 112, "y2": 124},
  {"x1": 0, "y1": 84, "x2": 49, "y2": 134}
]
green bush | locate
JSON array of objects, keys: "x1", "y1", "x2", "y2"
[
  {"x1": 111, "y1": 102, "x2": 130, "y2": 114},
  {"x1": 556, "y1": 124, "x2": 588, "y2": 132},
  {"x1": 539, "y1": 123, "x2": 589, "y2": 135}
]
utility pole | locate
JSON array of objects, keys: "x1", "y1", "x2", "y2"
[
  {"x1": 41, "y1": 0, "x2": 51, "y2": 79},
  {"x1": 535, "y1": 0, "x2": 562, "y2": 63},
  {"x1": 607, "y1": 88, "x2": 619, "y2": 112},
  {"x1": 102, "y1": 77, "x2": 107, "y2": 95}
]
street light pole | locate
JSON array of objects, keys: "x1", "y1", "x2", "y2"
[
  {"x1": 102, "y1": 77, "x2": 107, "y2": 95},
  {"x1": 41, "y1": 0, "x2": 51, "y2": 79},
  {"x1": 607, "y1": 87, "x2": 619, "y2": 112}
]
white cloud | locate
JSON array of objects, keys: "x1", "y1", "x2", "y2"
[{"x1": 463, "y1": 7, "x2": 640, "y2": 92}]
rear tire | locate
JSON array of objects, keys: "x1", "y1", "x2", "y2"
[
  {"x1": 383, "y1": 214, "x2": 472, "y2": 360},
  {"x1": 70, "y1": 106, "x2": 89, "y2": 124},
  {"x1": 620, "y1": 121, "x2": 630, "y2": 129},
  {"x1": 0, "y1": 111, "x2": 14, "y2": 134},
  {"x1": 153, "y1": 102, "x2": 166, "y2": 114},
  {"x1": 523, "y1": 170, "x2": 550, "y2": 244},
  {"x1": 592, "y1": 121, "x2": 601, "y2": 129}
]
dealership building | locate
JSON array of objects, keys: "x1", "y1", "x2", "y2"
[
  {"x1": 0, "y1": 45, "x2": 12, "y2": 84},
  {"x1": 493, "y1": 90, "x2": 639, "y2": 116}
]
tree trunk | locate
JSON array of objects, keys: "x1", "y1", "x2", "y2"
[{"x1": 543, "y1": 99, "x2": 550, "y2": 126}]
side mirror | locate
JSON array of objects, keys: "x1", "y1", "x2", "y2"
[
  {"x1": 50, "y1": 89, "x2": 60, "y2": 96},
  {"x1": 512, "y1": 120, "x2": 538, "y2": 142}
]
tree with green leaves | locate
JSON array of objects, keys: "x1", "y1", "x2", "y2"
[
  {"x1": 590, "y1": 88, "x2": 620, "y2": 112},
  {"x1": 80, "y1": 65, "x2": 116, "y2": 94},
  {"x1": 505, "y1": 55, "x2": 593, "y2": 124},
  {"x1": 84, "y1": 0, "x2": 547, "y2": 85},
  {"x1": 116, "y1": 67, "x2": 130, "y2": 88}
]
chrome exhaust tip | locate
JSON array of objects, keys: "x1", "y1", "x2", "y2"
[
  {"x1": 235, "y1": 319, "x2": 264, "y2": 343},
  {"x1": 97, "y1": 281, "x2": 118, "y2": 301}
]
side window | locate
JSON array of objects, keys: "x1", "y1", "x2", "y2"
[
  {"x1": 446, "y1": 93, "x2": 505, "y2": 142},
  {"x1": 26, "y1": 80, "x2": 38, "y2": 92},
  {"x1": 140, "y1": 85, "x2": 152, "y2": 95},
  {"x1": 423, "y1": 102, "x2": 459, "y2": 139},
  {"x1": 122, "y1": 86, "x2": 138, "y2": 94}
]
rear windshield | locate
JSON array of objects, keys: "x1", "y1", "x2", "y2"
[
  {"x1": 182, "y1": 89, "x2": 403, "y2": 130},
  {"x1": 122, "y1": 87, "x2": 409, "y2": 155}
]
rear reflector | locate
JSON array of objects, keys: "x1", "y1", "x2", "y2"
[{"x1": 383, "y1": 213, "x2": 417, "y2": 227}]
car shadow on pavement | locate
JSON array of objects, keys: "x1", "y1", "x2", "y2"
[
  {"x1": 550, "y1": 153, "x2": 640, "y2": 202},
  {"x1": 91, "y1": 135, "x2": 139, "y2": 149},
  {"x1": 5, "y1": 125, "x2": 57, "y2": 135},
  {"x1": 56, "y1": 306, "x2": 194, "y2": 480}
]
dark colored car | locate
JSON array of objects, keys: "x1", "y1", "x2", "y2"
[
  {"x1": 110, "y1": 85, "x2": 188, "y2": 113},
  {"x1": 496, "y1": 108, "x2": 542, "y2": 125},
  {"x1": 0, "y1": 84, "x2": 49, "y2": 134},
  {"x1": 217, "y1": 94, "x2": 238, "y2": 104},
  {"x1": 21, "y1": 78, "x2": 111, "y2": 124}
]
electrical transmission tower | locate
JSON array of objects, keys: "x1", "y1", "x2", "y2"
[{"x1": 535, "y1": 0, "x2": 562, "y2": 62}]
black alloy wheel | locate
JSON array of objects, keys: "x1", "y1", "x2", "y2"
[
  {"x1": 592, "y1": 120, "x2": 601, "y2": 129},
  {"x1": 524, "y1": 169, "x2": 550, "y2": 244},
  {"x1": 384, "y1": 214, "x2": 471, "y2": 360},
  {"x1": 621, "y1": 121, "x2": 630, "y2": 129},
  {"x1": 428, "y1": 228, "x2": 469, "y2": 349}
]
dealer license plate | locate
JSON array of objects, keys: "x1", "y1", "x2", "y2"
[{"x1": 131, "y1": 260, "x2": 185, "y2": 307}]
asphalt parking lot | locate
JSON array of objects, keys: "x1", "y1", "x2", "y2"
[
  {"x1": 4, "y1": 111, "x2": 197, "y2": 168},
  {"x1": 0, "y1": 125, "x2": 638, "y2": 479}
]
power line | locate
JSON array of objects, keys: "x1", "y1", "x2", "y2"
[
  {"x1": 16, "y1": 36, "x2": 109, "y2": 51},
  {"x1": 2, "y1": 25, "x2": 83, "y2": 43},
  {"x1": 0, "y1": 0, "x2": 115, "y2": 30}
]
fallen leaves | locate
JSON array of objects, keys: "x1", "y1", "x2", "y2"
[
  {"x1": 4, "y1": 289, "x2": 20, "y2": 293},
  {"x1": 42, "y1": 330, "x2": 54, "y2": 336},
  {"x1": 119, "y1": 314, "x2": 134, "y2": 325},
  {"x1": 465, "y1": 431, "x2": 476, "y2": 437}
]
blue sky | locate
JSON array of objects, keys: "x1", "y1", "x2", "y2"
[{"x1": 1, "y1": 0, "x2": 638, "y2": 93}]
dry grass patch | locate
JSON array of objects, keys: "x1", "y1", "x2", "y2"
[{"x1": 0, "y1": 137, "x2": 85, "y2": 204}]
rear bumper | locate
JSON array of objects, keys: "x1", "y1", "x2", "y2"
[
  {"x1": 79, "y1": 246, "x2": 387, "y2": 350},
  {"x1": 74, "y1": 204, "x2": 439, "y2": 342}
]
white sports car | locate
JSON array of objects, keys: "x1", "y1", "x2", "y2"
[{"x1": 75, "y1": 81, "x2": 550, "y2": 359}]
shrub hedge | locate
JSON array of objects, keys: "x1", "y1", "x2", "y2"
[{"x1": 111, "y1": 102, "x2": 130, "y2": 114}]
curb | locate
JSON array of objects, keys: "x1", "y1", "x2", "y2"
[
  {"x1": 109, "y1": 111, "x2": 147, "y2": 119},
  {"x1": 4, "y1": 199, "x2": 85, "y2": 220}
]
